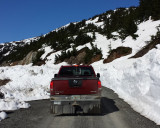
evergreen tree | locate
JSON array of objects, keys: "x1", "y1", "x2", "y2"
[
  {"x1": 93, "y1": 31, "x2": 96, "y2": 41},
  {"x1": 139, "y1": 0, "x2": 160, "y2": 21},
  {"x1": 71, "y1": 46, "x2": 78, "y2": 57},
  {"x1": 124, "y1": 16, "x2": 138, "y2": 39},
  {"x1": 103, "y1": 18, "x2": 113, "y2": 39}
]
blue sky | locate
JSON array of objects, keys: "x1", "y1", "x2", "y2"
[{"x1": 0, "y1": 0, "x2": 139, "y2": 43}]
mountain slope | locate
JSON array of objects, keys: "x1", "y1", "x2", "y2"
[
  {"x1": 0, "y1": 0, "x2": 160, "y2": 124},
  {"x1": 0, "y1": 0, "x2": 160, "y2": 66}
]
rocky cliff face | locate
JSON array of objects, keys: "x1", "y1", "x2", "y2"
[
  {"x1": 20, "y1": 51, "x2": 37, "y2": 65},
  {"x1": 0, "y1": 51, "x2": 37, "y2": 66},
  {"x1": 55, "y1": 48, "x2": 102, "y2": 65},
  {"x1": 131, "y1": 38, "x2": 160, "y2": 58},
  {"x1": 103, "y1": 47, "x2": 132, "y2": 63},
  {"x1": 65, "y1": 51, "x2": 86, "y2": 65}
]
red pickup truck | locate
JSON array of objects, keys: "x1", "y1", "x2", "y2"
[{"x1": 50, "y1": 65, "x2": 102, "y2": 114}]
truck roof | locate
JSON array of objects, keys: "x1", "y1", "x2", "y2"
[{"x1": 61, "y1": 65, "x2": 92, "y2": 67}]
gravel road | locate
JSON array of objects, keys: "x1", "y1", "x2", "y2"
[{"x1": 0, "y1": 87, "x2": 160, "y2": 128}]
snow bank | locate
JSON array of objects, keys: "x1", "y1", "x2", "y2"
[
  {"x1": 93, "y1": 45, "x2": 160, "y2": 125},
  {"x1": 0, "y1": 64, "x2": 62, "y2": 121},
  {"x1": 0, "y1": 98, "x2": 30, "y2": 111},
  {"x1": 0, "y1": 64, "x2": 60, "y2": 101},
  {"x1": 0, "y1": 112, "x2": 7, "y2": 121}
]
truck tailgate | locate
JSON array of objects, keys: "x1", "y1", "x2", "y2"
[{"x1": 52, "y1": 78, "x2": 98, "y2": 95}]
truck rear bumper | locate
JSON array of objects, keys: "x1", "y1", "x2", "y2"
[
  {"x1": 50, "y1": 94, "x2": 101, "y2": 101},
  {"x1": 51, "y1": 99, "x2": 100, "y2": 106},
  {"x1": 50, "y1": 94, "x2": 101, "y2": 105},
  {"x1": 50, "y1": 95, "x2": 101, "y2": 114}
]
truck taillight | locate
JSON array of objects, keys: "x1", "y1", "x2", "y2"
[
  {"x1": 50, "y1": 81, "x2": 54, "y2": 90},
  {"x1": 98, "y1": 80, "x2": 101, "y2": 88}
]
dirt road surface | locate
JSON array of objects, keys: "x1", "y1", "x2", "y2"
[{"x1": 0, "y1": 87, "x2": 159, "y2": 128}]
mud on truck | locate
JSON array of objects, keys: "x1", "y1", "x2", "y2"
[{"x1": 50, "y1": 65, "x2": 102, "y2": 114}]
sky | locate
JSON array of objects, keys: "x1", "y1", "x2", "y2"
[{"x1": 0, "y1": 0, "x2": 139, "y2": 43}]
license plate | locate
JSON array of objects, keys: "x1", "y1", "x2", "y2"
[
  {"x1": 71, "y1": 95, "x2": 80, "y2": 100},
  {"x1": 54, "y1": 101, "x2": 61, "y2": 105}
]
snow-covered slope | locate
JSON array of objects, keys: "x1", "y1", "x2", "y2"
[
  {"x1": 43, "y1": 19, "x2": 160, "y2": 65},
  {"x1": 0, "y1": 18, "x2": 160, "y2": 124},
  {"x1": 0, "y1": 36, "x2": 40, "y2": 58},
  {"x1": 93, "y1": 44, "x2": 160, "y2": 125}
]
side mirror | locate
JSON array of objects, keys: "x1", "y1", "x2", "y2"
[
  {"x1": 54, "y1": 74, "x2": 58, "y2": 78},
  {"x1": 97, "y1": 73, "x2": 100, "y2": 78}
]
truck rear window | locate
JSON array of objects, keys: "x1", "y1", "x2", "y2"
[{"x1": 59, "y1": 67, "x2": 95, "y2": 77}]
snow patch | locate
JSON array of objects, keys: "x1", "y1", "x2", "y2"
[
  {"x1": 41, "y1": 46, "x2": 53, "y2": 60},
  {"x1": 0, "y1": 112, "x2": 7, "y2": 121}
]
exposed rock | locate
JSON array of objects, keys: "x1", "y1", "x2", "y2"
[
  {"x1": 90, "y1": 54, "x2": 102, "y2": 64},
  {"x1": 65, "y1": 48, "x2": 87, "y2": 64},
  {"x1": 103, "y1": 46, "x2": 132, "y2": 63},
  {"x1": 9, "y1": 51, "x2": 38, "y2": 66},
  {"x1": 0, "y1": 92, "x2": 4, "y2": 99},
  {"x1": 34, "y1": 60, "x2": 45, "y2": 66},
  {"x1": 131, "y1": 38, "x2": 160, "y2": 58},
  {"x1": 65, "y1": 56, "x2": 78, "y2": 64},
  {"x1": 0, "y1": 79, "x2": 10, "y2": 87},
  {"x1": 10, "y1": 61, "x2": 21, "y2": 66},
  {"x1": 55, "y1": 48, "x2": 87, "y2": 65},
  {"x1": 55, "y1": 47, "x2": 102, "y2": 65},
  {"x1": 0, "y1": 61, "x2": 10, "y2": 66},
  {"x1": 20, "y1": 51, "x2": 37, "y2": 65},
  {"x1": 55, "y1": 60, "x2": 62, "y2": 64},
  {"x1": 0, "y1": 69, "x2": 4, "y2": 73},
  {"x1": 76, "y1": 50, "x2": 86, "y2": 64}
]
